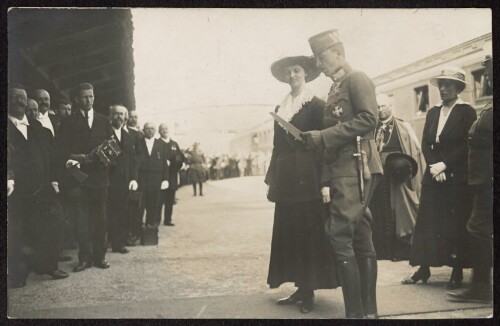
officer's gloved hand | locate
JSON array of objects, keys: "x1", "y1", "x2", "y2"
[{"x1": 300, "y1": 130, "x2": 323, "y2": 149}]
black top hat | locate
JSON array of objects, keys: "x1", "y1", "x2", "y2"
[
  {"x1": 271, "y1": 56, "x2": 321, "y2": 83},
  {"x1": 385, "y1": 152, "x2": 418, "y2": 183}
]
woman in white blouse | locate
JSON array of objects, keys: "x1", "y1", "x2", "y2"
[{"x1": 402, "y1": 66, "x2": 477, "y2": 291}]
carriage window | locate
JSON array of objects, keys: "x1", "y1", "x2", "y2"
[
  {"x1": 414, "y1": 86, "x2": 429, "y2": 116},
  {"x1": 472, "y1": 68, "x2": 493, "y2": 99}
]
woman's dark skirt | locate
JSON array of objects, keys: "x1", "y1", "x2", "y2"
[
  {"x1": 267, "y1": 199, "x2": 339, "y2": 289},
  {"x1": 409, "y1": 182, "x2": 474, "y2": 268}
]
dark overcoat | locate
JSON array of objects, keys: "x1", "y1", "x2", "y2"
[
  {"x1": 162, "y1": 138, "x2": 185, "y2": 190},
  {"x1": 410, "y1": 101, "x2": 477, "y2": 267},
  {"x1": 56, "y1": 110, "x2": 113, "y2": 189}
]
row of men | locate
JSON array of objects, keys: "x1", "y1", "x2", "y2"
[{"x1": 7, "y1": 83, "x2": 184, "y2": 289}]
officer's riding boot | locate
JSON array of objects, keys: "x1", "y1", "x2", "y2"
[
  {"x1": 357, "y1": 256, "x2": 379, "y2": 319},
  {"x1": 336, "y1": 257, "x2": 365, "y2": 318}
]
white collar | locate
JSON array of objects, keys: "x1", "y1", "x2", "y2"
[
  {"x1": 161, "y1": 137, "x2": 171, "y2": 143},
  {"x1": 39, "y1": 111, "x2": 50, "y2": 119},
  {"x1": 145, "y1": 137, "x2": 155, "y2": 143},
  {"x1": 435, "y1": 97, "x2": 469, "y2": 108},
  {"x1": 80, "y1": 108, "x2": 94, "y2": 118},
  {"x1": 123, "y1": 125, "x2": 129, "y2": 132},
  {"x1": 112, "y1": 126, "x2": 122, "y2": 133},
  {"x1": 380, "y1": 116, "x2": 394, "y2": 125},
  {"x1": 277, "y1": 88, "x2": 314, "y2": 121},
  {"x1": 9, "y1": 114, "x2": 30, "y2": 126}
]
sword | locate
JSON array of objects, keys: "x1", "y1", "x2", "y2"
[
  {"x1": 353, "y1": 136, "x2": 365, "y2": 204},
  {"x1": 269, "y1": 112, "x2": 303, "y2": 142}
]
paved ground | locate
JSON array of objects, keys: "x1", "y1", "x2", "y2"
[{"x1": 7, "y1": 176, "x2": 494, "y2": 319}]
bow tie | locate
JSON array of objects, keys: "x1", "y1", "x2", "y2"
[{"x1": 14, "y1": 119, "x2": 29, "y2": 127}]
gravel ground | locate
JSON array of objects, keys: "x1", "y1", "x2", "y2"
[{"x1": 7, "y1": 176, "x2": 494, "y2": 319}]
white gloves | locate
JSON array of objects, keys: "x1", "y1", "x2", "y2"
[
  {"x1": 166, "y1": 160, "x2": 171, "y2": 166},
  {"x1": 7, "y1": 180, "x2": 14, "y2": 197},
  {"x1": 430, "y1": 162, "x2": 447, "y2": 183},
  {"x1": 51, "y1": 182, "x2": 60, "y2": 194},
  {"x1": 321, "y1": 187, "x2": 331, "y2": 204},
  {"x1": 66, "y1": 159, "x2": 81, "y2": 169},
  {"x1": 429, "y1": 162, "x2": 446, "y2": 177},
  {"x1": 161, "y1": 180, "x2": 169, "y2": 190},
  {"x1": 434, "y1": 172, "x2": 447, "y2": 183},
  {"x1": 129, "y1": 180, "x2": 138, "y2": 191}
]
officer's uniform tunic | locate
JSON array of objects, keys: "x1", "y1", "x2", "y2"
[{"x1": 320, "y1": 63, "x2": 383, "y2": 261}]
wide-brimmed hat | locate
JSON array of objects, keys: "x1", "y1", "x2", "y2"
[
  {"x1": 271, "y1": 56, "x2": 321, "y2": 83},
  {"x1": 430, "y1": 66, "x2": 472, "y2": 92},
  {"x1": 385, "y1": 152, "x2": 418, "y2": 183}
]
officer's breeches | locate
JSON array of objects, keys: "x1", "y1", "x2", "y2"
[{"x1": 326, "y1": 175, "x2": 379, "y2": 260}]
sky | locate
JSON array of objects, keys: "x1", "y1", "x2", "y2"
[{"x1": 131, "y1": 8, "x2": 491, "y2": 151}]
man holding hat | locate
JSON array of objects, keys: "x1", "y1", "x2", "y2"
[
  {"x1": 448, "y1": 51, "x2": 493, "y2": 303},
  {"x1": 370, "y1": 94, "x2": 425, "y2": 261},
  {"x1": 301, "y1": 29, "x2": 383, "y2": 319},
  {"x1": 55, "y1": 82, "x2": 113, "y2": 272}
]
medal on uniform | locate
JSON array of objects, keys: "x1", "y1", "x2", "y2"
[{"x1": 332, "y1": 106, "x2": 343, "y2": 117}]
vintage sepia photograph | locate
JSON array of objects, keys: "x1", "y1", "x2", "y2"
[{"x1": 6, "y1": 7, "x2": 493, "y2": 319}]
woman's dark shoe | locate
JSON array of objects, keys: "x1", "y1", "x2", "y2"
[
  {"x1": 276, "y1": 289, "x2": 302, "y2": 305},
  {"x1": 447, "y1": 268, "x2": 463, "y2": 290},
  {"x1": 300, "y1": 291, "x2": 315, "y2": 313},
  {"x1": 401, "y1": 267, "x2": 430, "y2": 284}
]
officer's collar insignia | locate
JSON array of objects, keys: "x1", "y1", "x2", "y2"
[{"x1": 332, "y1": 106, "x2": 343, "y2": 117}]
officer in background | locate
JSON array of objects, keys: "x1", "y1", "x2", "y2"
[
  {"x1": 448, "y1": 52, "x2": 493, "y2": 304},
  {"x1": 301, "y1": 29, "x2": 383, "y2": 319}
]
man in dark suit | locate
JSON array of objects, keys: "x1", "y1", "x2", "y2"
[
  {"x1": 7, "y1": 85, "x2": 68, "y2": 288},
  {"x1": 123, "y1": 110, "x2": 144, "y2": 245},
  {"x1": 107, "y1": 105, "x2": 138, "y2": 254},
  {"x1": 33, "y1": 89, "x2": 57, "y2": 137},
  {"x1": 137, "y1": 122, "x2": 169, "y2": 227},
  {"x1": 52, "y1": 97, "x2": 72, "y2": 132},
  {"x1": 301, "y1": 29, "x2": 383, "y2": 319},
  {"x1": 158, "y1": 123, "x2": 184, "y2": 226},
  {"x1": 56, "y1": 82, "x2": 112, "y2": 272}
]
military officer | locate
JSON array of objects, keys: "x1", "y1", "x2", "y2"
[{"x1": 301, "y1": 29, "x2": 383, "y2": 319}]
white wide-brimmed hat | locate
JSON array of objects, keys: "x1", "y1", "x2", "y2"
[{"x1": 430, "y1": 66, "x2": 472, "y2": 92}]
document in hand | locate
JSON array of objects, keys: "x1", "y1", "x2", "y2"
[{"x1": 269, "y1": 112, "x2": 303, "y2": 142}]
